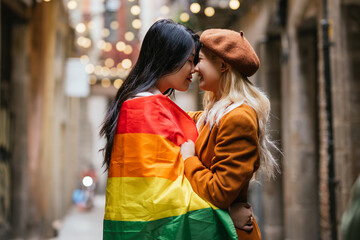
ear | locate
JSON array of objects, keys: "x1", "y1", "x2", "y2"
[{"x1": 220, "y1": 61, "x2": 229, "y2": 72}]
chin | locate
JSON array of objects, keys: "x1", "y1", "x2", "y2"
[
  {"x1": 199, "y1": 85, "x2": 206, "y2": 91},
  {"x1": 178, "y1": 86, "x2": 189, "y2": 92}
]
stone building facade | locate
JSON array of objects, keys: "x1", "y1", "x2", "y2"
[
  {"x1": 0, "y1": 0, "x2": 87, "y2": 238},
  {"x1": 188, "y1": 0, "x2": 360, "y2": 239}
]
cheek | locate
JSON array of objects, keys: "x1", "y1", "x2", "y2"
[{"x1": 204, "y1": 63, "x2": 220, "y2": 79}]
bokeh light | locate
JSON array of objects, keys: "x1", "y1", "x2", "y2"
[
  {"x1": 130, "y1": 5, "x2": 141, "y2": 15},
  {"x1": 89, "y1": 75, "x2": 97, "y2": 85},
  {"x1": 85, "y1": 64, "x2": 95, "y2": 74},
  {"x1": 132, "y1": 19, "x2": 142, "y2": 29},
  {"x1": 124, "y1": 45, "x2": 133, "y2": 55},
  {"x1": 229, "y1": 0, "x2": 240, "y2": 10},
  {"x1": 94, "y1": 65, "x2": 102, "y2": 75},
  {"x1": 67, "y1": 0, "x2": 77, "y2": 10},
  {"x1": 180, "y1": 12, "x2": 190, "y2": 22},
  {"x1": 105, "y1": 58, "x2": 115, "y2": 68},
  {"x1": 110, "y1": 21, "x2": 119, "y2": 30},
  {"x1": 204, "y1": 7, "x2": 215, "y2": 17},
  {"x1": 104, "y1": 42, "x2": 112, "y2": 52},
  {"x1": 190, "y1": 3, "x2": 201, "y2": 14},
  {"x1": 101, "y1": 67, "x2": 110, "y2": 76},
  {"x1": 125, "y1": 31, "x2": 135, "y2": 41},
  {"x1": 102, "y1": 28, "x2": 110, "y2": 38},
  {"x1": 116, "y1": 41, "x2": 126, "y2": 52},
  {"x1": 114, "y1": 79, "x2": 123, "y2": 89},
  {"x1": 101, "y1": 78, "x2": 111, "y2": 88},
  {"x1": 122, "y1": 59, "x2": 132, "y2": 69},
  {"x1": 76, "y1": 23, "x2": 86, "y2": 33}
]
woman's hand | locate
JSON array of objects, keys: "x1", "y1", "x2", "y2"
[
  {"x1": 180, "y1": 140, "x2": 195, "y2": 161},
  {"x1": 229, "y1": 202, "x2": 254, "y2": 231}
]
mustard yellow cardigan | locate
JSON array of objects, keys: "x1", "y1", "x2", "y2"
[{"x1": 186, "y1": 104, "x2": 261, "y2": 240}]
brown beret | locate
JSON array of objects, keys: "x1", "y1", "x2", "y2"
[{"x1": 200, "y1": 29, "x2": 260, "y2": 77}]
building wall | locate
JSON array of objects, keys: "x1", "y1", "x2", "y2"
[
  {"x1": 192, "y1": 0, "x2": 360, "y2": 239},
  {"x1": 240, "y1": 0, "x2": 359, "y2": 239},
  {"x1": 329, "y1": 0, "x2": 360, "y2": 239},
  {"x1": 0, "y1": 0, "x2": 85, "y2": 238}
]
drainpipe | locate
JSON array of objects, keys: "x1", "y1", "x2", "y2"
[{"x1": 320, "y1": 0, "x2": 337, "y2": 239}]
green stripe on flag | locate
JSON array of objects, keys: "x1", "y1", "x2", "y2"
[{"x1": 104, "y1": 207, "x2": 237, "y2": 240}]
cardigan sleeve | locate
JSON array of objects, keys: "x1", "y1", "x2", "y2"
[
  {"x1": 186, "y1": 111, "x2": 203, "y2": 124},
  {"x1": 184, "y1": 106, "x2": 260, "y2": 209}
]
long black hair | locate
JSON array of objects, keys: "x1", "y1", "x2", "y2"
[{"x1": 100, "y1": 19, "x2": 200, "y2": 170}]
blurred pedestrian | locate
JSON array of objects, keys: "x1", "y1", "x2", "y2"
[
  {"x1": 341, "y1": 174, "x2": 360, "y2": 240},
  {"x1": 181, "y1": 29, "x2": 280, "y2": 240},
  {"x1": 100, "y1": 20, "x2": 249, "y2": 239}
]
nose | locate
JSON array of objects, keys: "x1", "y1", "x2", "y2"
[
  {"x1": 194, "y1": 64, "x2": 199, "y2": 73},
  {"x1": 190, "y1": 63, "x2": 196, "y2": 74}
]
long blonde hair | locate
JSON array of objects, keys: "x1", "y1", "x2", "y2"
[{"x1": 197, "y1": 53, "x2": 279, "y2": 179}]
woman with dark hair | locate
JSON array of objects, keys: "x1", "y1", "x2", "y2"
[{"x1": 100, "y1": 19, "x2": 241, "y2": 239}]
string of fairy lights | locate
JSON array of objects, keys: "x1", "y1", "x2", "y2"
[{"x1": 42, "y1": 0, "x2": 241, "y2": 89}]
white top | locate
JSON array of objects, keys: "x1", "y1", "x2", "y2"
[{"x1": 130, "y1": 87, "x2": 162, "y2": 99}]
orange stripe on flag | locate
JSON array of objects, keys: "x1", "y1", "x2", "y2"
[{"x1": 108, "y1": 133, "x2": 183, "y2": 181}]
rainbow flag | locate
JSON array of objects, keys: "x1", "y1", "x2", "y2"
[{"x1": 103, "y1": 94, "x2": 237, "y2": 240}]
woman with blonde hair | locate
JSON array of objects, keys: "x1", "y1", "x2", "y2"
[{"x1": 181, "y1": 29, "x2": 279, "y2": 239}]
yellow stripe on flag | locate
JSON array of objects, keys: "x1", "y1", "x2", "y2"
[{"x1": 104, "y1": 175, "x2": 218, "y2": 222}]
